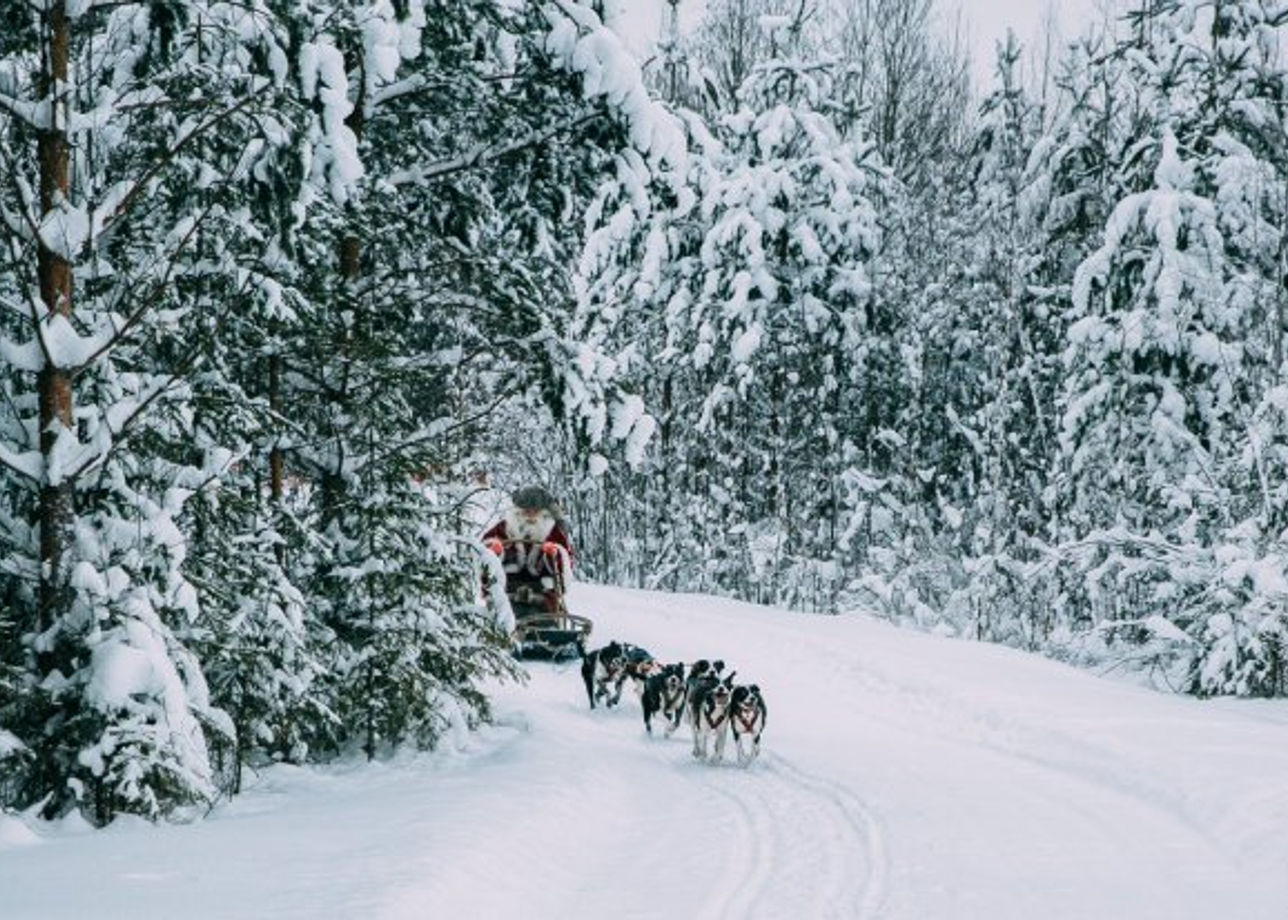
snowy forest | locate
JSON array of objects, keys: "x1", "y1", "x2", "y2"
[{"x1": 1, "y1": 0, "x2": 1286, "y2": 826}]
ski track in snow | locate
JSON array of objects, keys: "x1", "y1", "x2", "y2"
[{"x1": 763, "y1": 754, "x2": 889, "y2": 920}]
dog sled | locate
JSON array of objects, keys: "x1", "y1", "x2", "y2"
[
  {"x1": 493, "y1": 540, "x2": 592, "y2": 661},
  {"x1": 511, "y1": 589, "x2": 593, "y2": 660}
]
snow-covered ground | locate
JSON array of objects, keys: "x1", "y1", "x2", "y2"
[{"x1": 3, "y1": 583, "x2": 1287, "y2": 919}]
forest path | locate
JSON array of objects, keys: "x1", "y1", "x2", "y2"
[
  {"x1": 564, "y1": 583, "x2": 1281, "y2": 920},
  {"x1": 383, "y1": 656, "x2": 886, "y2": 920},
  {"x1": 3, "y1": 583, "x2": 1286, "y2": 920}
]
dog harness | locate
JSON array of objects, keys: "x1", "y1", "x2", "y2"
[
  {"x1": 701, "y1": 699, "x2": 730, "y2": 730},
  {"x1": 733, "y1": 704, "x2": 761, "y2": 736},
  {"x1": 594, "y1": 661, "x2": 623, "y2": 696}
]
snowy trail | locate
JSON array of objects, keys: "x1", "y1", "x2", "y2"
[
  {"x1": 2, "y1": 583, "x2": 1286, "y2": 920},
  {"x1": 392, "y1": 655, "x2": 884, "y2": 920},
  {"x1": 570, "y1": 584, "x2": 1287, "y2": 920}
]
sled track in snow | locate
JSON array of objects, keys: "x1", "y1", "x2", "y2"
[
  {"x1": 767, "y1": 754, "x2": 889, "y2": 919},
  {"x1": 688, "y1": 751, "x2": 888, "y2": 920}
]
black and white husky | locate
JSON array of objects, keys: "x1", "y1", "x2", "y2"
[
  {"x1": 689, "y1": 672, "x2": 736, "y2": 763},
  {"x1": 729, "y1": 683, "x2": 767, "y2": 766},
  {"x1": 581, "y1": 641, "x2": 627, "y2": 709},
  {"x1": 621, "y1": 643, "x2": 659, "y2": 698},
  {"x1": 641, "y1": 662, "x2": 686, "y2": 737},
  {"x1": 684, "y1": 659, "x2": 724, "y2": 702}
]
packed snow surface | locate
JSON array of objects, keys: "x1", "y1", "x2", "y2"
[{"x1": 3, "y1": 583, "x2": 1286, "y2": 919}]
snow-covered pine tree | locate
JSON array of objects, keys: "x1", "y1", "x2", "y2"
[
  {"x1": 906, "y1": 33, "x2": 1053, "y2": 645},
  {"x1": 575, "y1": 12, "x2": 891, "y2": 609},
  {"x1": 225, "y1": 0, "x2": 685, "y2": 758},
  {"x1": 0, "y1": 0, "x2": 302, "y2": 821},
  {"x1": 1058, "y1": 0, "x2": 1288, "y2": 694}
]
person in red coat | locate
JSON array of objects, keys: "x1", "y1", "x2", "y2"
[{"x1": 482, "y1": 485, "x2": 574, "y2": 616}]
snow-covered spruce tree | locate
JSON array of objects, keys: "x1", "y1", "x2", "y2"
[
  {"x1": 169, "y1": 0, "x2": 364, "y2": 784},
  {"x1": 220, "y1": 0, "x2": 513, "y2": 761},
  {"x1": 576, "y1": 16, "x2": 891, "y2": 609},
  {"x1": 84, "y1": 0, "x2": 346, "y2": 795},
  {"x1": 185, "y1": 474, "x2": 331, "y2": 789},
  {"x1": 903, "y1": 34, "x2": 1058, "y2": 646},
  {"x1": 225, "y1": 0, "x2": 685, "y2": 759},
  {"x1": 704, "y1": 52, "x2": 888, "y2": 609},
  {"x1": 0, "y1": 1, "x2": 301, "y2": 821},
  {"x1": 995, "y1": 30, "x2": 1135, "y2": 658},
  {"x1": 563, "y1": 101, "x2": 701, "y2": 588},
  {"x1": 814, "y1": 0, "x2": 974, "y2": 627},
  {"x1": 181, "y1": 339, "x2": 334, "y2": 787},
  {"x1": 1058, "y1": 0, "x2": 1288, "y2": 695}
]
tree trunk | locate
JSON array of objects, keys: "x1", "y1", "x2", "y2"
[
  {"x1": 268, "y1": 354, "x2": 285, "y2": 564},
  {"x1": 36, "y1": 0, "x2": 75, "y2": 652}
]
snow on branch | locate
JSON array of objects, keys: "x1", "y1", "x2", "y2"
[
  {"x1": 299, "y1": 39, "x2": 363, "y2": 204},
  {"x1": 0, "y1": 91, "x2": 47, "y2": 129},
  {"x1": 545, "y1": 0, "x2": 686, "y2": 172},
  {"x1": 36, "y1": 313, "x2": 115, "y2": 371},
  {"x1": 0, "y1": 443, "x2": 41, "y2": 481},
  {"x1": 0, "y1": 328, "x2": 42, "y2": 371},
  {"x1": 387, "y1": 111, "x2": 605, "y2": 187},
  {"x1": 37, "y1": 195, "x2": 89, "y2": 262},
  {"x1": 96, "y1": 89, "x2": 268, "y2": 236}
]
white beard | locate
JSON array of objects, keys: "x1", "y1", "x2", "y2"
[{"x1": 505, "y1": 507, "x2": 556, "y2": 543}]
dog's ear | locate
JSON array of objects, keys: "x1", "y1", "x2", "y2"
[
  {"x1": 750, "y1": 684, "x2": 759, "y2": 693},
  {"x1": 725, "y1": 671, "x2": 737, "y2": 685},
  {"x1": 714, "y1": 660, "x2": 725, "y2": 673}
]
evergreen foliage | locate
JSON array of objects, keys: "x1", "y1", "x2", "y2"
[
  {"x1": 570, "y1": 1, "x2": 1288, "y2": 699},
  {"x1": 2, "y1": 0, "x2": 1287, "y2": 830},
  {"x1": 0, "y1": 0, "x2": 681, "y2": 824}
]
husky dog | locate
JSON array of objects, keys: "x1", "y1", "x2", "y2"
[
  {"x1": 581, "y1": 641, "x2": 627, "y2": 709},
  {"x1": 689, "y1": 672, "x2": 736, "y2": 763},
  {"x1": 687, "y1": 658, "x2": 724, "y2": 680},
  {"x1": 641, "y1": 662, "x2": 687, "y2": 736},
  {"x1": 684, "y1": 658, "x2": 723, "y2": 719},
  {"x1": 729, "y1": 683, "x2": 767, "y2": 766},
  {"x1": 620, "y1": 643, "x2": 659, "y2": 698},
  {"x1": 684, "y1": 659, "x2": 724, "y2": 701}
]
